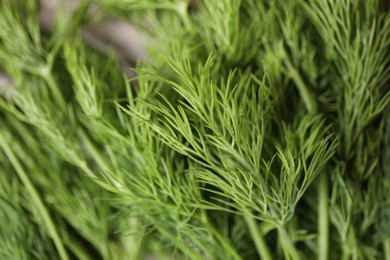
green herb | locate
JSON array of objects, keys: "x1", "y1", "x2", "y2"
[{"x1": 0, "y1": 0, "x2": 389, "y2": 259}]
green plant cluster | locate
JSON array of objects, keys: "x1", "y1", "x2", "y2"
[{"x1": 0, "y1": 0, "x2": 389, "y2": 259}]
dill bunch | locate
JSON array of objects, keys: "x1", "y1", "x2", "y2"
[{"x1": 0, "y1": 0, "x2": 389, "y2": 259}]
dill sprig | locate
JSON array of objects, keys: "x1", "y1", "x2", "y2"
[{"x1": 0, "y1": 0, "x2": 389, "y2": 259}]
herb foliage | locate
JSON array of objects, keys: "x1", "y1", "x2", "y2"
[{"x1": 0, "y1": 0, "x2": 389, "y2": 259}]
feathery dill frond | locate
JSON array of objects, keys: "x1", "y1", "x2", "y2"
[{"x1": 0, "y1": 0, "x2": 389, "y2": 259}]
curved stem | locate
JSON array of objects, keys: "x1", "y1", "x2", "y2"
[
  {"x1": 244, "y1": 212, "x2": 272, "y2": 260},
  {"x1": 0, "y1": 133, "x2": 69, "y2": 260},
  {"x1": 318, "y1": 174, "x2": 329, "y2": 260},
  {"x1": 283, "y1": 53, "x2": 317, "y2": 114}
]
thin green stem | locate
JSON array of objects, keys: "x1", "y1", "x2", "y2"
[
  {"x1": 202, "y1": 219, "x2": 242, "y2": 260},
  {"x1": 43, "y1": 72, "x2": 67, "y2": 110},
  {"x1": 78, "y1": 129, "x2": 111, "y2": 172},
  {"x1": 244, "y1": 212, "x2": 272, "y2": 260},
  {"x1": 318, "y1": 174, "x2": 329, "y2": 260},
  {"x1": 64, "y1": 238, "x2": 92, "y2": 260},
  {"x1": 284, "y1": 54, "x2": 317, "y2": 114},
  {"x1": 385, "y1": 239, "x2": 390, "y2": 260},
  {"x1": 176, "y1": 1, "x2": 191, "y2": 29},
  {"x1": 119, "y1": 217, "x2": 141, "y2": 260},
  {"x1": 80, "y1": 164, "x2": 98, "y2": 180},
  {"x1": 341, "y1": 249, "x2": 350, "y2": 260},
  {"x1": 278, "y1": 226, "x2": 300, "y2": 260},
  {"x1": 0, "y1": 133, "x2": 69, "y2": 260},
  {"x1": 147, "y1": 216, "x2": 203, "y2": 260}
]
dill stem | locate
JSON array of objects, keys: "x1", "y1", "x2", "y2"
[
  {"x1": 64, "y1": 239, "x2": 91, "y2": 260},
  {"x1": 202, "y1": 218, "x2": 242, "y2": 260},
  {"x1": 243, "y1": 212, "x2": 272, "y2": 260},
  {"x1": 278, "y1": 226, "x2": 300, "y2": 260},
  {"x1": 43, "y1": 72, "x2": 67, "y2": 110},
  {"x1": 341, "y1": 249, "x2": 350, "y2": 260},
  {"x1": 78, "y1": 130, "x2": 111, "y2": 171},
  {"x1": 120, "y1": 217, "x2": 141, "y2": 260},
  {"x1": 385, "y1": 239, "x2": 390, "y2": 260},
  {"x1": 0, "y1": 134, "x2": 69, "y2": 260},
  {"x1": 148, "y1": 216, "x2": 203, "y2": 260},
  {"x1": 318, "y1": 174, "x2": 329, "y2": 260},
  {"x1": 80, "y1": 164, "x2": 98, "y2": 179},
  {"x1": 176, "y1": 1, "x2": 191, "y2": 29},
  {"x1": 284, "y1": 55, "x2": 317, "y2": 114}
]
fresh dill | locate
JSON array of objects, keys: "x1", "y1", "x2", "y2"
[{"x1": 0, "y1": 0, "x2": 389, "y2": 259}]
